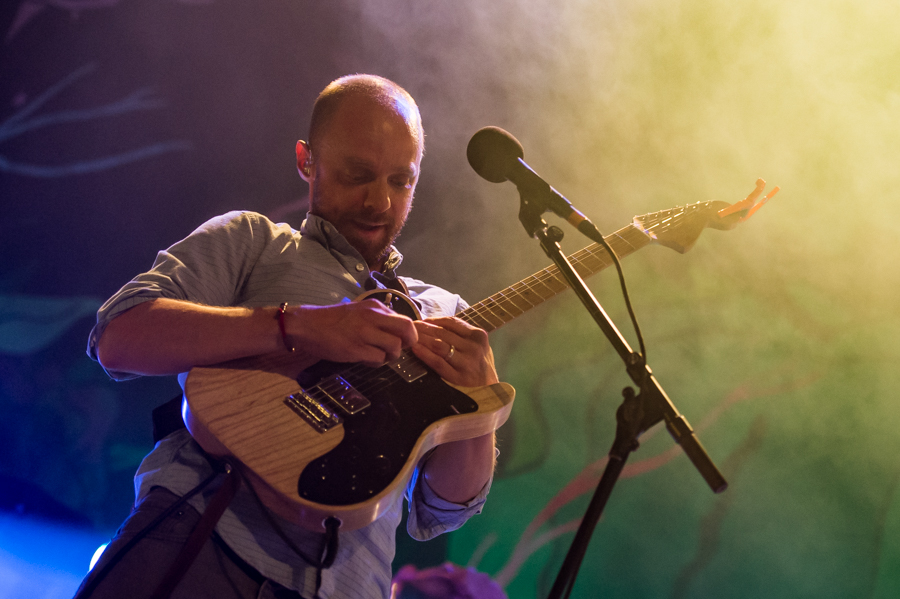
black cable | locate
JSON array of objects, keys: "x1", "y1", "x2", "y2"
[
  {"x1": 237, "y1": 468, "x2": 340, "y2": 599},
  {"x1": 82, "y1": 452, "x2": 339, "y2": 599},
  {"x1": 237, "y1": 466, "x2": 340, "y2": 569},
  {"x1": 592, "y1": 228, "x2": 647, "y2": 364},
  {"x1": 76, "y1": 468, "x2": 221, "y2": 599}
]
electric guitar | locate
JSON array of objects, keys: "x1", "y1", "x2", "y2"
[{"x1": 183, "y1": 181, "x2": 777, "y2": 532}]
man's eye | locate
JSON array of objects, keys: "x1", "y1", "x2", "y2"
[{"x1": 345, "y1": 171, "x2": 372, "y2": 184}]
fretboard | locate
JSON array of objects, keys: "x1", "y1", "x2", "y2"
[{"x1": 459, "y1": 223, "x2": 652, "y2": 333}]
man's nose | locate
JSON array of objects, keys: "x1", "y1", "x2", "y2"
[{"x1": 363, "y1": 179, "x2": 392, "y2": 213}]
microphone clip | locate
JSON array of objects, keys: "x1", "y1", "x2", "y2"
[{"x1": 516, "y1": 182, "x2": 556, "y2": 240}]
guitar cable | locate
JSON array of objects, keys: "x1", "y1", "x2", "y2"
[
  {"x1": 75, "y1": 467, "x2": 221, "y2": 599},
  {"x1": 591, "y1": 225, "x2": 647, "y2": 365},
  {"x1": 236, "y1": 464, "x2": 341, "y2": 598},
  {"x1": 77, "y1": 456, "x2": 340, "y2": 599}
]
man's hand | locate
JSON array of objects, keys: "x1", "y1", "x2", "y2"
[
  {"x1": 410, "y1": 316, "x2": 499, "y2": 387},
  {"x1": 287, "y1": 299, "x2": 418, "y2": 367},
  {"x1": 410, "y1": 316, "x2": 500, "y2": 503}
]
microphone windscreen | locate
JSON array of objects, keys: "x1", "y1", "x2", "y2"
[{"x1": 466, "y1": 126, "x2": 524, "y2": 183}]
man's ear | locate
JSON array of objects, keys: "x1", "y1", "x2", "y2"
[{"x1": 296, "y1": 140, "x2": 313, "y2": 180}]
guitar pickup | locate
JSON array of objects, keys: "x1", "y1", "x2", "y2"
[
  {"x1": 386, "y1": 352, "x2": 428, "y2": 382},
  {"x1": 284, "y1": 391, "x2": 343, "y2": 433},
  {"x1": 315, "y1": 375, "x2": 370, "y2": 415}
]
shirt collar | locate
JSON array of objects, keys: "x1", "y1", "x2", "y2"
[{"x1": 299, "y1": 213, "x2": 404, "y2": 277}]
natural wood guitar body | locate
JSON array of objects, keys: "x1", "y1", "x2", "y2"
[{"x1": 184, "y1": 350, "x2": 514, "y2": 532}]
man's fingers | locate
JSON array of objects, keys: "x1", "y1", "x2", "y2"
[
  {"x1": 412, "y1": 327, "x2": 455, "y2": 361},
  {"x1": 378, "y1": 315, "x2": 418, "y2": 348},
  {"x1": 414, "y1": 316, "x2": 499, "y2": 387},
  {"x1": 287, "y1": 301, "x2": 418, "y2": 364},
  {"x1": 362, "y1": 328, "x2": 408, "y2": 362},
  {"x1": 358, "y1": 299, "x2": 418, "y2": 347},
  {"x1": 415, "y1": 317, "x2": 487, "y2": 354},
  {"x1": 410, "y1": 342, "x2": 456, "y2": 381}
]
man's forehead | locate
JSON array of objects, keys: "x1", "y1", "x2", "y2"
[
  {"x1": 328, "y1": 94, "x2": 419, "y2": 140},
  {"x1": 341, "y1": 153, "x2": 418, "y2": 173},
  {"x1": 319, "y1": 100, "x2": 421, "y2": 162}
]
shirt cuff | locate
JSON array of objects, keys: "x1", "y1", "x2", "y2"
[{"x1": 405, "y1": 448, "x2": 498, "y2": 541}]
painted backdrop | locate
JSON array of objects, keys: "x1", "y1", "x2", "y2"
[{"x1": 2, "y1": 1, "x2": 899, "y2": 597}]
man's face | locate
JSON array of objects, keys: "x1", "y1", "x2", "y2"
[{"x1": 307, "y1": 95, "x2": 422, "y2": 269}]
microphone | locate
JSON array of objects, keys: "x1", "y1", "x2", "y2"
[{"x1": 466, "y1": 126, "x2": 592, "y2": 230}]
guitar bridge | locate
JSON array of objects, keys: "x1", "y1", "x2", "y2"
[
  {"x1": 284, "y1": 391, "x2": 343, "y2": 433},
  {"x1": 285, "y1": 374, "x2": 373, "y2": 433}
]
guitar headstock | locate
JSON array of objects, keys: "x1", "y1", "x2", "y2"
[{"x1": 633, "y1": 179, "x2": 779, "y2": 253}]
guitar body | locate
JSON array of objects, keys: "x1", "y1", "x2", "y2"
[{"x1": 183, "y1": 337, "x2": 515, "y2": 532}]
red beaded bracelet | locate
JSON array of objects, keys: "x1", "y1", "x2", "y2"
[{"x1": 277, "y1": 302, "x2": 295, "y2": 352}]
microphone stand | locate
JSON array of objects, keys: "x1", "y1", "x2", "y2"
[{"x1": 512, "y1": 189, "x2": 728, "y2": 599}]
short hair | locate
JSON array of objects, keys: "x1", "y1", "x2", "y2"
[{"x1": 308, "y1": 74, "x2": 423, "y2": 156}]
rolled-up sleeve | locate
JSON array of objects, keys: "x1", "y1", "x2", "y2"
[
  {"x1": 86, "y1": 211, "x2": 274, "y2": 380},
  {"x1": 405, "y1": 447, "x2": 498, "y2": 541}
]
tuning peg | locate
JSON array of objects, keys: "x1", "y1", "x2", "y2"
[
  {"x1": 716, "y1": 179, "x2": 779, "y2": 221},
  {"x1": 741, "y1": 185, "x2": 780, "y2": 221}
]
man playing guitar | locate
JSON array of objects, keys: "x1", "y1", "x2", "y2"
[{"x1": 76, "y1": 74, "x2": 500, "y2": 599}]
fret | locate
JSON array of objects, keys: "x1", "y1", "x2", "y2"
[
  {"x1": 464, "y1": 310, "x2": 494, "y2": 331},
  {"x1": 608, "y1": 232, "x2": 637, "y2": 254},
  {"x1": 492, "y1": 291, "x2": 526, "y2": 318},
  {"x1": 533, "y1": 274, "x2": 568, "y2": 297},
  {"x1": 569, "y1": 249, "x2": 609, "y2": 276},
  {"x1": 506, "y1": 282, "x2": 540, "y2": 309},
  {"x1": 577, "y1": 251, "x2": 611, "y2": 274},
  {"x1": 472, "y1": 300, "x2": 508, "y2": 329},
  {"x1": 479, "y1": 294, "x2": 522, "y2": 325},
  {"x1": 520, "y1": 275, "x2": 555, "y2": 299}
]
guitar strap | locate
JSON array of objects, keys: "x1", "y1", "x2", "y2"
[
  {"x1": 150, "y1": 396, "x2": 339, "y2": 598},
  {"x1": 152, "y1": 394, "x2": 185, "y2": 442},
  {"x1": 148, "y1": 459, "x2": 240, "y2": 599}
]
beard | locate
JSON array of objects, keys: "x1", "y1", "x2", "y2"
[{"x1": 310, "y1": 182, "x2": 408, "y2": 269}]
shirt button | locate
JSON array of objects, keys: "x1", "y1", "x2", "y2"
[{"x1": 355, "y1": 263, "x2": 365, "y2": 272}]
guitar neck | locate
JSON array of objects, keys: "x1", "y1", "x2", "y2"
[{"x1": 459, "y1": 222, "x2": 652, "y2": 333}]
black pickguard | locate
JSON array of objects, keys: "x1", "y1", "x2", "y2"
[{"x1": 296, "y1": 360, "x2": 479, "y2": 505}]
